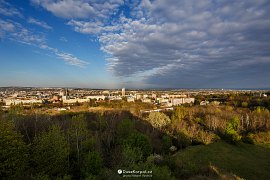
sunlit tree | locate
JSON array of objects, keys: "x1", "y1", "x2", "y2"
[{"x1": 147, "y1": 112, "x2": 171, "y2": 129}]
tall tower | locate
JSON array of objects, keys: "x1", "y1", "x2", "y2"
[
  {"x1": 122, "y1": 88, "x2": 125, "y2": 97},
  {"x1": 66, "y1": 88, "x2": 69, "y2": 96}
]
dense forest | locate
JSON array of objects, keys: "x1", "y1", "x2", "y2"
[{"x1": 1, "y1": 101, "x2": 270, "y2": 179}]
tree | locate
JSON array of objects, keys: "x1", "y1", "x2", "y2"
[
  {"x1": 171, "y1": 107, "x2": 188, "y2": 129},
  {"x1": 32, "y1": 125, "x2": 69, "y2": 177},
  {"x1": 81, "y1": 151, "x2": 102, "y2": 178},
  {"x1": 122, "y1": 145, "x2": 143, "y2": 166},
  {"x1": 224, "y1": 117, "x2": 241, "y2": 144},
  {"x1": 162, "y1": 135, "x2": 172, "y2": 154},
  {"x1": 68, "y1": 114, "x2": 89, "y2": 164},
  {"x1": 147, "y1": 112, "x2": 171, "y2": 129},
  {"x1": 0, "y1": 119, "x2": 28, "y2": 179},
  {"x1": 116, "y1": 118, "x2": 135, "y2": 143},
  {"x1": 124, "y1": 132, "x2": 152, "y2": 159}
]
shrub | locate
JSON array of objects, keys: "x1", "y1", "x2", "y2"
[
  {"x1": 224, "y1": 117, "x2": 241, "y2": 144},
  {"x1": 196, "y1": 130, "x2": 217, "y2": 145},
  {"x1": 246, "y1": 131, "x2": 270, "y2": 148}
]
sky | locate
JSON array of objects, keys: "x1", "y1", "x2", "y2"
[{"x1": 0, "y1": 0, "x2": 270, "y2": 89}]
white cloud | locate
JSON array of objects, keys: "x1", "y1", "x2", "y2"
[
  {"x1": 31, "y1": 0, "x2": 123, "y2": 19},
  {"x1": 0, "y1": 0, "x2": 23, "y2": 17},
  {"x1": 56, "y1": 52, "x2": 89, "y2": 67},
  {"x1": 28, "y1": 17, "x2": 52, "y2": 30},
  {"x1": 0, "y1": 19, "x2": 16, "y2": 32},
  {"x1": 0, "y1": 19, "x2": 45, "y2": 45}
]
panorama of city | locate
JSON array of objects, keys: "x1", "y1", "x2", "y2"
[{"x1": 1, "y1": 0, "x2": 270, "y2": 180}]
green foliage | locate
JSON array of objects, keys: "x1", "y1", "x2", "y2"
[
  {"x1": 0, "y1": 119, "x2": 28, "y2": 179},
  {"x1": 175, "y1": 131, "x2": 192, "y2": 148},
  {"x1": 171, "y1": 107, "x2": 187, "y2": 124},
  {"x1": 81, "y1": 151, "x2": 102, "y2": 177},
  {"x1": 9, "y1": 104, "x2": 24, "y2": 115},
  {"x1": 124, "y1": 132, "x2": 152, "y2": 159},
  {"x1": 162, "y1": 135, "x2": 172, "y2": 154},
  {"x1": 122, "y1": 145, "x2": 143, "y2": 166},
  {"x1": 241, "y1": 102, "x2": 248, "y2": 108},
  {"x1": 147, "y1": 111, "x2": 171, "y2": 129},
  {"x1": 56, "y1": 175, "x2": 72, "y2": 180},
  {"x1": 32, "y1": 173, "x2": 50, "y2": 180},
  {"x1": 133, "y1": 161, "x2": 175, "y2": 180},
  {"x1": 32, "y1": 125, "x2": 69, "y2": 177},
  {"x1": 194, "y1": 117, "x2": 203, "y2": 123},
  {"x1": 116, "y1": 118, "x2": 135, "y2": 143},
  {"x1": 1, "y1": 103, "x2": 270, "y2": 179},
  {"x1": 254, "y1": 106, "x2": 269, "y2": 114},
  {"x1": 150, "y1": 165, "x2": 175, "y2": 180},
  {"x1": 224, "y1": 117, "x2": 241, "y2": 144},
  {"x1": 68, "y1": 114, "x2": 91, "y2": 161},
  {"x1": 98, "y1": 168, "x2": 121, "y2": 180}
]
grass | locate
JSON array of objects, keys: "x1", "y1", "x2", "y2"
[{"x1": 173, "y1": 141, "x2": 270, "y2": 179}]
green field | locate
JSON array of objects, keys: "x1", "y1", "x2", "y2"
[{"x1": 173, "y1": 141, "x2": 270, "y2": 179}]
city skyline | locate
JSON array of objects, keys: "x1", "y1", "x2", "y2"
[{"x1": 1, "y1": 0, "x2": 270, "y2": 89}]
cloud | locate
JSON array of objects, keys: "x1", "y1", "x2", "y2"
[
  {"x1": 55, "y1": 52, "x2": 89, "y2": 67},
  {"x1": 0, "y1": 19, "x2": 45, "y2": 45},
  {"x1": 28, "y1": 17, "x2": 52, "y2": 30},
  {"x1": 0, "y1": 19, "x2": 15, "y2": 32},
  {"x1": 32, "y1": 0, "x2": 270, "y2": 88},
  {"x1": 0, "y1": 19, "x2": 88, "y2": 68},
  {"x1": 0, "y1": 0, "x2": 23, "y2": 17},
  {"x1": 99, "y1": 0, "x2": 270, "y2": 88},
  {"x1": 31, "y1": 0, "x2": 123, "y2": 19},
  {"x1": 59, "y1": 36, "x2": 68, "y2": 42}
]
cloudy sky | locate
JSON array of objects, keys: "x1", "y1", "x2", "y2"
[{"x1": 0, "y1": 0, "x2": 270, "y2": 89}]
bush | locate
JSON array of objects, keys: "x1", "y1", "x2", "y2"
[
  {"x1": 224, "y1": 117, "x2": 241, "y2": 144},
  {"x1": 245, "y1": 131, "x2": 270, "y2": 148},
  {"x1": 195, "y1": 130, "x2": 217, "y2": 145}
]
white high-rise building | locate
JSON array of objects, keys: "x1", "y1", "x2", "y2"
[{"x1": 122, "y1": 88, "x2": 125, "y2": 97}]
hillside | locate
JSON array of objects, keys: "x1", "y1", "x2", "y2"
[{"x1": 173, "y1": 141, "x2": 270, "y2": 179}]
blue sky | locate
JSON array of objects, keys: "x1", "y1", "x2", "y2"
[{"x1": 0, "y1": 0, "x2": 270, "y2": 89}]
